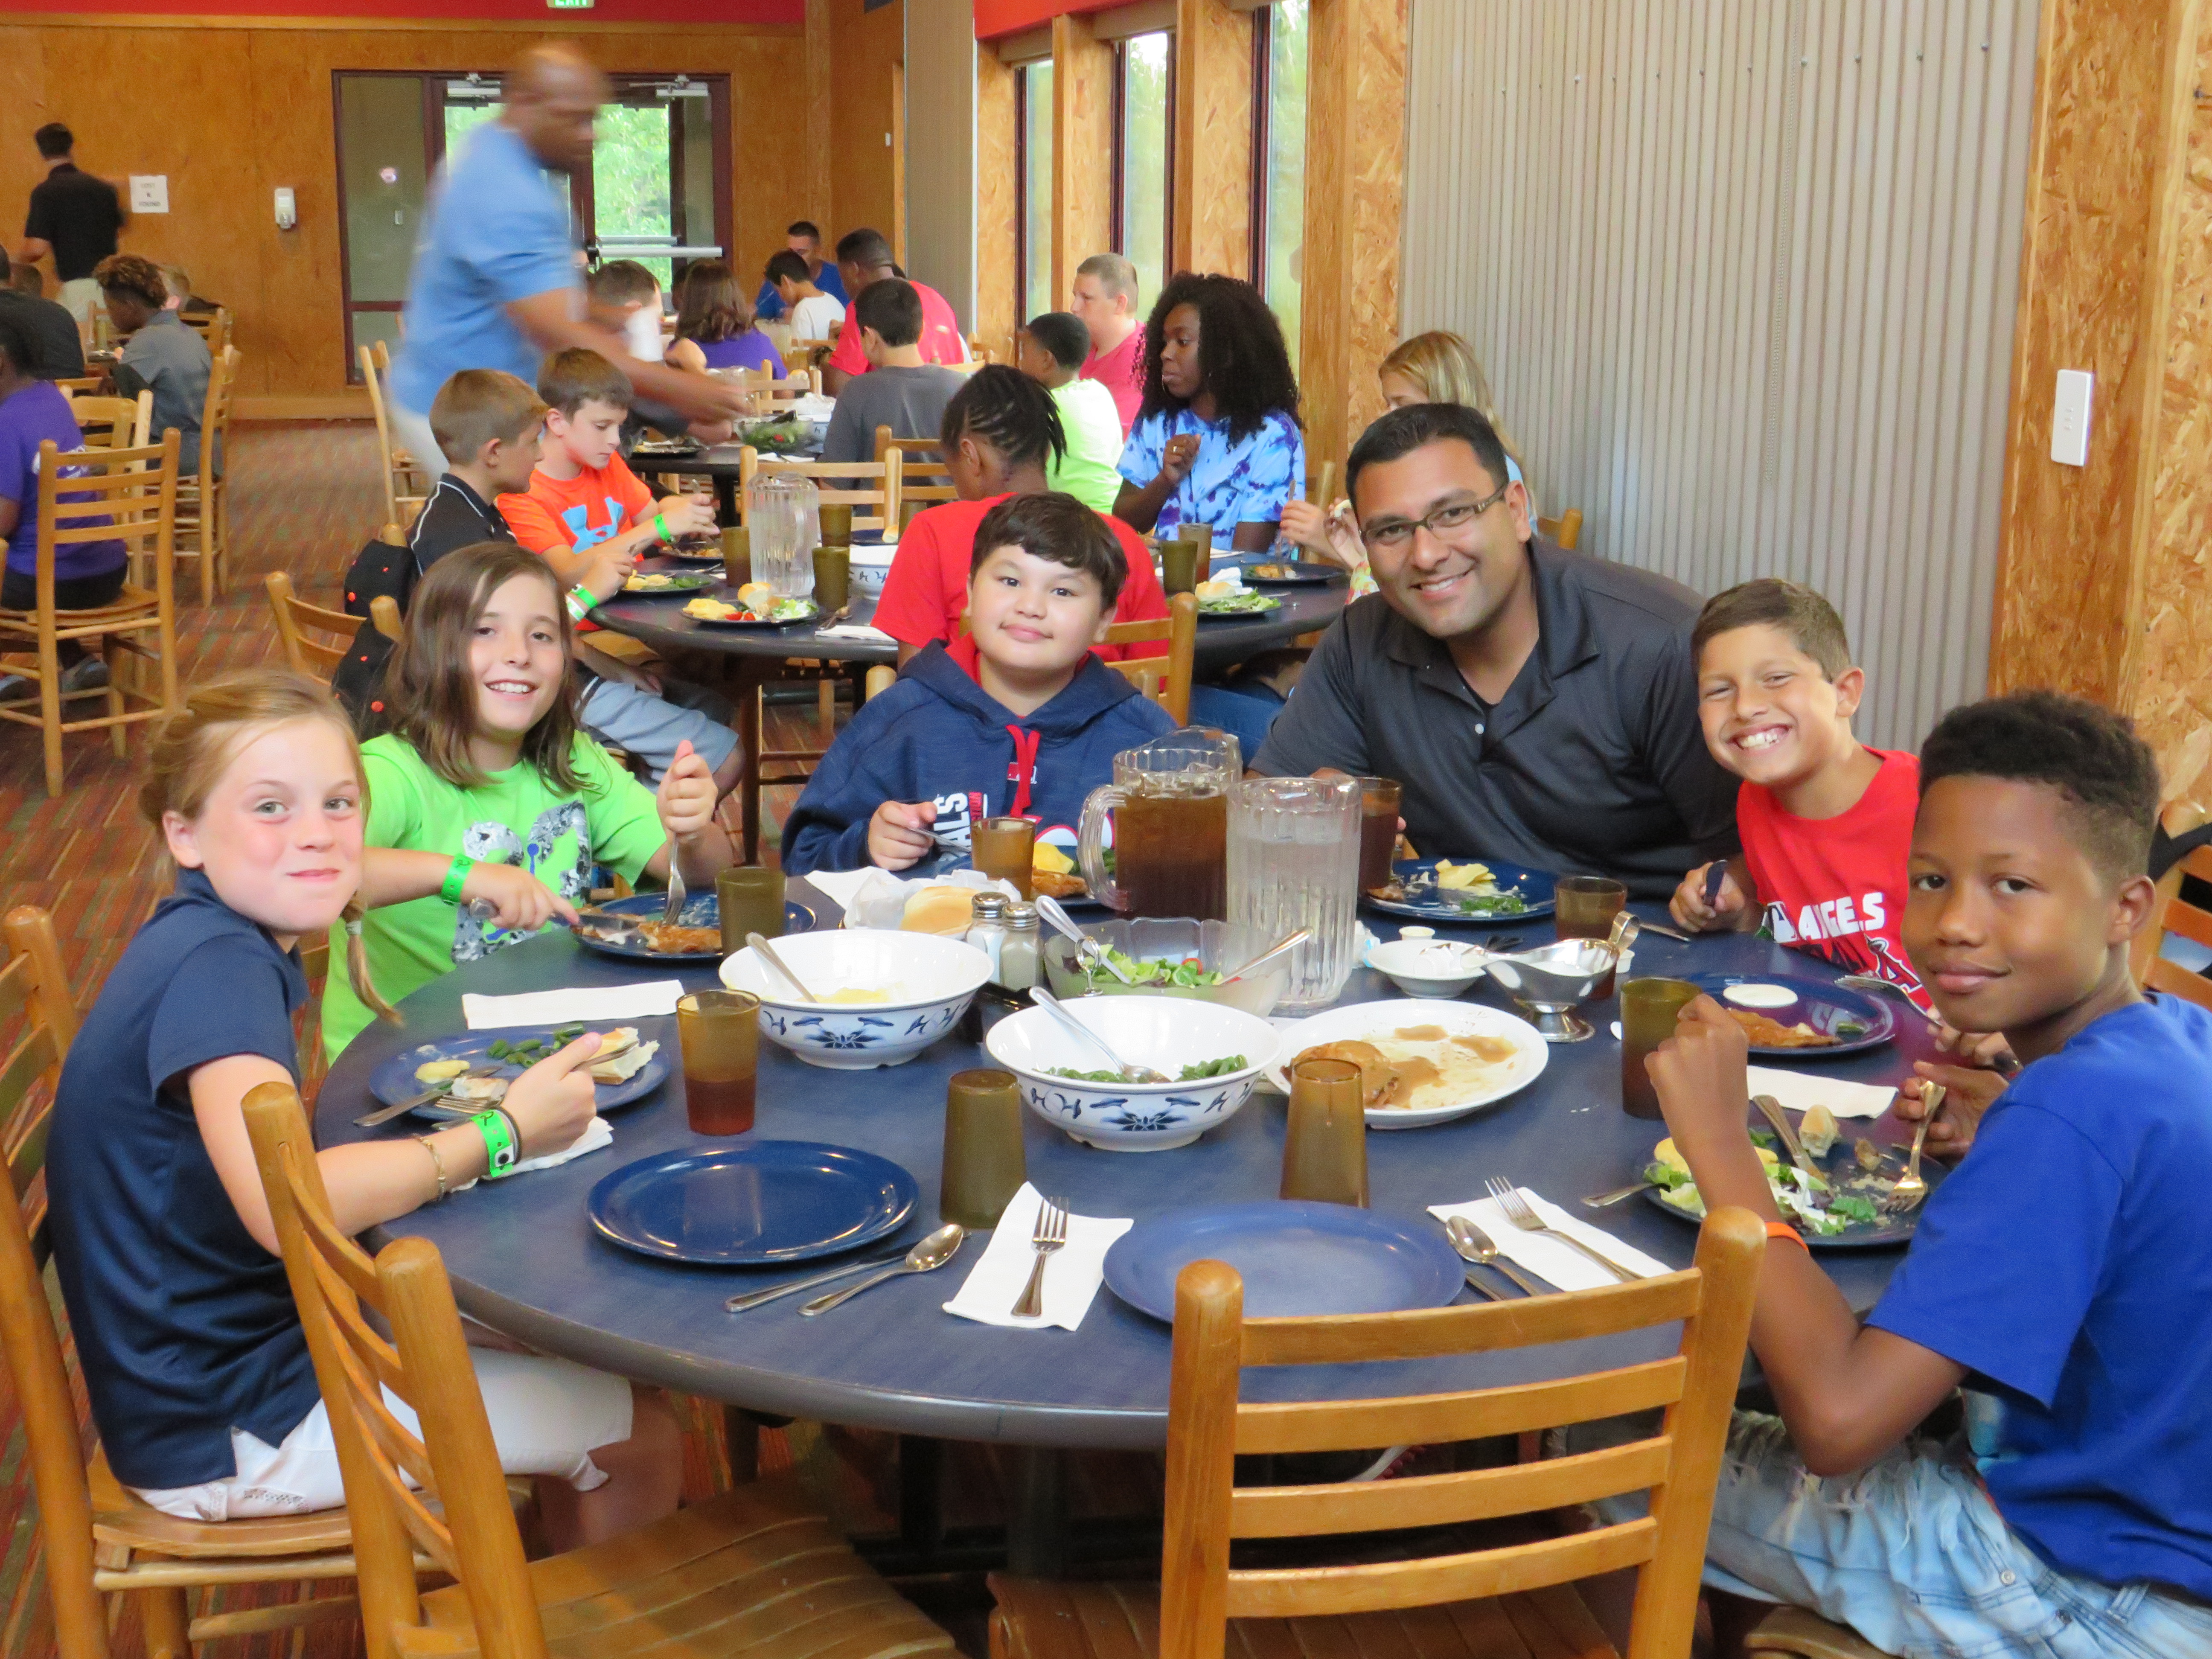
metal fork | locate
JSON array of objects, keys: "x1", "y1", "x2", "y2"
[
  {"x1": 1883, "y1": 1083, "x2": 1942, "y2": 1214},
  {"x1": 661, "y1": 832, "x2": 687, "y2": 925},
  {"x1": 355, "y1": 1064, "x2": 501, "y2": 1128},
  {"x1": 1485, "y1": 1177, "x2": 1640, "y2": 1282},
  {"x1": 1011, "y1": 1196, "x2": 1068, "y2": 1318}
]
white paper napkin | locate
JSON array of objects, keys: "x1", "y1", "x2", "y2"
[
  {"x1": 462, "y1": 980, "x2": 684, "y2": 1030},
  {"x1": 1746, "y1": 1065, "x2": 1899, "y2": 1121},
  {"x1": 816, "y1": 623, "x2": 896, "y2": 644},
  {"x1": 454, "y1": 1115, "x2": 612, "y2": 1191},
  {"x1": 1429, "y1": 1188, "x2": 1671, "y2": 1291},
  {"x1": 943, "y1": 1183, "x2": 1133, "y2": 1331}
]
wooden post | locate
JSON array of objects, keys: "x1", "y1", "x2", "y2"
[
  {"x1": 1051, "y1": 12, "x2": 1114, "y2": 310},
  {"x1": 1171, "y1": 0, "x2": 1255, "y2": 278},
  {"x1": 805, "y1": 0, "x2": 834, "y2": 229},
  {"x1": 976, "y1": 44, "x2": 1020, "y2": 364}
]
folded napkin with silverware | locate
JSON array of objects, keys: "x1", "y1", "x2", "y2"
[
  {"x1": 1743, "y1": 1066, "x2": 1898, "y2": 1121},
  {"x1": 943, "y1": 1184, "x2": 1132, "y2": 1331},
  {"x1": 815, "y1": 622, "x2": 896, "y2": 644},
  {"x1": 1429, "y1": 1188, "x2": 1668, "y2": 1292},
  {"x1": 451, "y1": 1115, "x2": 612, "y2": 1191},
  {"x1": 462, "y1": 981, "x2": 684, "y2": 1030}
]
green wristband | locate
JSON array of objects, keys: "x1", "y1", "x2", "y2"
[
  {"x1": 475, "y1": 1107, "x2": 519, "y2": 1179},
  {"x1": 654, "y1": 510, "x2": 671, "y2": 542},
  {"x1": 439, "y1": 854, "x2": 475, "y2": 905},
  {"x1": 566, "y1": 584, "x2": 597, "y2": 623}
]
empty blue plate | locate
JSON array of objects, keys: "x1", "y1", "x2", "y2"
[
  {"x1": 572, "y1": 894, "x2": 816, "y2": 963},
  {"x1": 1103, "y1": 1201, "x2": 1465, "y2": 1322},
  {"x1": 1679, "y1": 972, "x2": 1897, "y2": 1057},
  {"x1": 1362, "y1": 857, "x2": 1557, "y2": 926},
  {"x1": 587, "y1": 1141, "x2": 917, "y2": 1266},
  {"x1": 368, "y1": 1024, "x2": 671, "y2": 1121}
]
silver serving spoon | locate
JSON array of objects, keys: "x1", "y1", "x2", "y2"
[
  {"x1": 1033, "y1": 894, "x2": 1133, "y2": 984},
  {"x1": 1028, "y1": 987, "x2": 1170, "y2": 1084},
  {"x1": 747, "y1": 931, "x2": 821, "y2": 1002},
  {"x1": 728, "y1": 1225, "x2": 956, "y2": 1312},
  {"x1": 1445, "y1": 1214, "x2": 1547, "y2": 1297},
  {"x1": 799, "y1": 1224, "x2": 966, "y2": 1315},
  {"x1": 1223, "y1": 927, "x2": 1313, "y2": 985}
]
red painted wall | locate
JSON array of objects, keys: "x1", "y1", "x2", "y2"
[
  {"x1": 972, "y1": 0, "x2": 1121, "y2": 41},
  {"x1": 0, "y1": 0, "x2": 801, "y2": 21}
]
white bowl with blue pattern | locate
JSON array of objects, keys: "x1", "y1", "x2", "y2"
[
  {"x1": 720, "y1": 928, "x2": 991, "y2": 1069},
  {"x1": 984, "y1": 997, "x2": 1282, "y2": 1151}
]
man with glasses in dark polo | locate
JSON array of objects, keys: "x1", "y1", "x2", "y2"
[{"x1": 1252, "y1": 402, "x2": 1738, "y2": 898}]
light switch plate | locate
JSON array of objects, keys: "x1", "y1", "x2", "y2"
[{"x1": 2052, "y1": 369, "x2": 2093, "y2": 467}]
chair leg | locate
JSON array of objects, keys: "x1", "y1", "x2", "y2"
[
  {"x1": 108, "y1": 667, "x2": 127, "y2": 760},
  {"x1": 139, "y1": 1585, "x2": 192, "y2": 1659},
  {"x1": 722, "y1": 1404, "x2": 760, "y2": 1484},
  {"x1": 36, "y1": 633, "x2": 63, "y2": 797}
]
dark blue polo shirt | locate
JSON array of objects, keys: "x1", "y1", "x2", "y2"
[{"x1": 47, "y1": 869, "x2": 321, "y2": 1488}]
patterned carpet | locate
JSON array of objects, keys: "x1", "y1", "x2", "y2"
[{"x1": 0, "y1": 425, "x2": 1161, "y2": 1659}]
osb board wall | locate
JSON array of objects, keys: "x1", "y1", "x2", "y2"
[
  {"x1": 1171, "y1": 0, "x2": 1252, "y2": 276},
  {"x1": 1051, "y1": 11, "x2": 1113, "y2": 303},
  {"x1": 0, "y1": 15, "x2": 809, "y2": 413},
  {"x1": 828, "y1": 0, "x2": 905, "y2": 255}
]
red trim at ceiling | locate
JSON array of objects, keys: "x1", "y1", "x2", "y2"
[
  {"x1": 0, "y1": 0, "x2": 802, "y2": 20},
  {"x1": 973, "y1": 0, "x2": 1124, "y2": 41}
]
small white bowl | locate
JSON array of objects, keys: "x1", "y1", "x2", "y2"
[
  {"x1": 1365, "y1": 936, "x2": 1491, "y2": 998},
  {"x1": 984, "y1": 998, "x2": 1281, "y2": 1151},
  {"x1": 850, "y1": 541, "x2": 897, "y2": 598},
  {"x1": 720, "y1": 928, "x2": 990, "y2": 1068}
]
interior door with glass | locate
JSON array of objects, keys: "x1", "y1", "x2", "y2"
[{"x1": 579, "y1": 76, "x2": 731, "y2": 288}]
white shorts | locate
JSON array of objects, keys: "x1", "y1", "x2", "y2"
[
  {"x1": 131, "y1": 1349, "x2": 634, "y2": 1522},
  {"x1": 59, "y1": 277, "x2": 102, "y2": 328}
]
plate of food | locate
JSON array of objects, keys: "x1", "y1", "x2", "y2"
[
  {"x1": 736, "y1": 415, "x2": 814, "y2": 454},
  {"x1": 571, "y1": 892, "x2": 818, "y2": 962},
  {"x1": 630, "y1": 436, "x2": 702, "y2": 457},
  {"x1": 684, "y1": 585, "x2": 820, "y2": 627},
  {"x1": 623, "y1": 570, "x2": 715, "y2": 594},
  {"x1": 664, "y1": 536, "x2": 727, "y2": 564},
  {"x1": 1243, "y1": 560, "x2": 1345, "y2": 585},
  {"x1": 1677, "y1": 972, "x2": 1896, "y2": 1057},
  {"x1": 367, "y1": 1024, "x2": 669, "y2": 1121},
  {"x1": 1266, "y1": 1000, "x2": 1548, "y2": 1129},
  {"x1": 1639, "y1": 1109, "x2": 1944, "y2": 1248},
  {"x1": 1362, "y1": 857, "x2": 1557, "y2": 925},
  {"x1": 1029, "y1": 839, "x2": 1091, "y2": 903},
  {"x1": 1193, "y1": 583, "x2": 1283, "y2": 618}
]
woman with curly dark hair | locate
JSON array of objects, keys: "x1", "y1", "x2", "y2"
[{"x1": 1112, "y1": 272, "x2": 1304, "y2": 553}]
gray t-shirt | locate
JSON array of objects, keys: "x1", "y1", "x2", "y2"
[
  {"x1": 819, "y1": 364, "x2": 968, "y2": 466},
  {"x1": 115, "y1": 309, "x2": 211, "y2": 475}
]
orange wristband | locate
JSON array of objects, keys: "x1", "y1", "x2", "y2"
[{"x1": 1765, "y1": 1220, "x2": 1811, "y2": 1254}]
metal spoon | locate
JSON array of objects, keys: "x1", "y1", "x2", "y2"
[
  {"x1": 1034, "y1": 894, "x2": 1132, "y2": 984},
  {"x1": 1222, "y1": 927, "x2": 1313, "y2": 985},
  {"x1": 1028, "y1": 987, "x2": 1170, "y2": 1084},
  {"x1": 1444, "y1": 1214, "x2": 1547, "y2": 1297},
  {"x1": 799, "y1": 1224, "x2": 966, "y2": 1315},
  {"x1": 727, "y1": 1227, "x2": 952, "y2": 1312},
  {"x1": 747, "y1": 931, "x2": 821, "y2": 1002}
]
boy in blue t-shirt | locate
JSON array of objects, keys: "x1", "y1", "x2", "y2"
[{"x1": 1647, "y1": 690, "x2": 2212, "y2": 1657}]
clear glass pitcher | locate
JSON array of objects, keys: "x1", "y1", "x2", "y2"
[
  {"x1": 1227, "y1": 775, "x2": 1362, "y2": 1011},
  {"x1": 1076, "y1": 730, "x2": 1241, "y2": 920},
  {"x1": 745, "y1": 469, "x2": 819, "y2": 599}
]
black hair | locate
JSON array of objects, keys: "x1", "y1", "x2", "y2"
[
  {"x1": 1024, "y1": 311, "x2": 1090, "y2": 372},
  {"x1": 1136, "y1": 271, "x2": 1301, "y2": 443},
  {"x1": 1920, "y1": 690, "x2": 2161, "y2": 883},
  {"x1": 854, "y1": 278, "x2": 923, "y2": 348},
  {"x1": 940, "y1": 364, "x2": 1067, "y2": 469},
  {"x1": 1345, "y1": 403, "x2": 1513, "y2": 509},
  {"x1": 0, "y1": 313, "x2": 37, "y2": 379},
  {"x1": 971, "y1": 492, "x2": 1127, "y2": 607},
  {"x1": 34, "y1": 124, "x2": 72, "y2": 160},
  {"x1": 765, "y1": 249, "x2": 812, "y2": 288},
  {"x1": 787, "y1": 220, "x2": 821, "y2": 241},
  {"x1": 835, "y1": 228, "x2": 896, "y2": 271}
]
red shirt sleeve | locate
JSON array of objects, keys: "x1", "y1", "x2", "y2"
[
  {"x1": 827, "y1": 323, "x2": 869, "y2": 378},
  {"x1": 873, "y1": 509, "x2": 959, "y2": 646},
  {"x1": 1106, "y1": 517, "x2": 1169, "y2": 660},
  {"x1": 498, "y1": 488, "x2": 570, "y2": 556}
]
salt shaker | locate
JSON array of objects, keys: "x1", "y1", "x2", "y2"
[{"x1": 995, "y1": 903, "x2": 1041, "y2": 994}]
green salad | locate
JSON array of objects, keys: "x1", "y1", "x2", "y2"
[
  {"x1": 1452, "y1": 890, "x2": 1528, "y2": 916},
  {"x1": 1645, "y1": 1130, "x2": 1893, "y2": 1237},
  {"x1": 1048, "y1": 1054, "x2": 1249, "y2": 1083},
  {"x1": 1196, "y1": 590, "x2": 1282, "y2": 614},
  {"x1": 1085, "y1": 950, "x2": 1224, "y2": 989},
  {"x1": 737, "y1": 416, "x2": 812, "y2": 452},
  {"x1": 484, "y1": 1025, "x2": 586, "y2": 1064}
]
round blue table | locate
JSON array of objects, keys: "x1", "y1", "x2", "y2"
[{"x1": 318, "y1": 890, "x2": 1933, "y2": 1452}]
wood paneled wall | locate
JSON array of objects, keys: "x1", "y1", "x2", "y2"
[
  {"x1": 1051, "y1": 11, "x2": 1114, "y2": 305},
  {"x1": 975, "y1": 43, "x2": 1021, "y2": 361},
  {"x1": 827, "y1": 0, "x2": 906, "y2": 259},
  {"x1": 1170, "y1": 0, "x2": 1252, "y2": 278}
]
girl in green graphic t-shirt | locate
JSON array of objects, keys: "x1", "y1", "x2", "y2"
[{"x1": 326, "y1": 543, "x2": 737, "y2": 1059}]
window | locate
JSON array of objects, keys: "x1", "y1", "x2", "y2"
[
  {"x1": 1017, "y1": 61, "x2": 1055, "y2": 323},
  {"x1": 1252, "y1": 0, "x2": 1309, "y2": 367},
  {"x1": 1114, "y1": 32, "x2": 1173, "y2": 312}
]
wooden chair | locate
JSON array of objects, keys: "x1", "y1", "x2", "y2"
[
  {"x1": 360, "y1": 341, "x2": 429, "y2": 528},
  {"x1": 265, "y1": 571, "x2": 402, "y2": 683},
  {"x1": 1310, "y1": 459, "x2": 1337, "y2": 506},
  {"x1": 874, "y1": 426, "x2": 955, "y2": 516},
  {"x1": 239, "y1": 1079, "x2": 958, "y2": 1659},
  {"x1": 864, "y1": 664, "x2": 896, "y2": 700},
  {"x1": 1746, "y1": 1607, "x2": 1895, "y2": 1658},
  {"x1": 53, "y1": 375, "x2": 105, "y2": 396},
  {"x1": 2131, "y1": 798, "x2": 2212, "y2": 1010},
  {"x1": 966, "y1": 334, "x2": 995, "y2": 366},
  {"x1": 180, "y1": 307, "x2": 231, "y2": 359},
  {"x1": 0, "y1": 432, "x2": 183, "y2": 796},
  {"x1": 0, "y1": 907, "x2": 367, "y2": 1659},
  {"x1": 1101, "y1": 592, "x2": 1197, "y2": 726},
  {"x1": 69, "y1": 390, "x2": 151, "y2": 452},
  {"x1": 736, "y1": 449, "x2": 903, "y2": 537},
  {"x1": 738, "y1": 364, "x2": 820, "y2": 411},
  {"x1": 1538, "y1": 508, "x2": 1583, "y2": 551},
  {"x1": 989, "y1": 1207, "x2": 1764, "y2": 1659},
  {"x1": 174, "y1": 345, "x2": 239, "y2": 606}
]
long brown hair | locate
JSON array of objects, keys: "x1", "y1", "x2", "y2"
[
  {"x1": 381, "y1": 543, "x2": 594, "y2": 795},
  {"x1": 674, "y1": 259, "x2": 752, "y2": 345},
  {"x1": 139, "y1": 669, "x2": 396, "y2": 1025},
  {"x1": 1379, "y1": 332, "x2": 1530, "y2": 489}
]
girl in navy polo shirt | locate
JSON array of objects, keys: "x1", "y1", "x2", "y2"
[{"x1": 47, "y1": 670, "x2": 680, "y2": 1545}]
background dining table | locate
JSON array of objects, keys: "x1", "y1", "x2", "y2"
[{"x1": 317, "y1": 883, "x2": 1942, "y2": 1572}]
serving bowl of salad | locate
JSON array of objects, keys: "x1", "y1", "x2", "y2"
[{"x1": 1040, "y1": 917, "x2": 1291, "y2": 1016}]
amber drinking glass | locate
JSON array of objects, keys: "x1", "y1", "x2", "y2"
[
  {"x1": 1554, "y1": 876, "x2": 1628, "y2": 997},
  {"x1": 1159, "y1": 539, "x2": 1201, "y2": 597},
  {"x1": 677, "y1": 990, "x2": 760, "y2": 1135},
  {"x1": 720, "y1": 525, "x2": 751, "y2": 588},
  {"x1": 1176, "y1": 522, "x2": 1215, "y2": 583},
  {"x1": 972, "y1": 816, "x2": 1036, "y2": 899},
  {"x1": 817, "y1": 502, "x2": 854, "y2": 547},
  {"x1": 1355, "y1": 777, "x2": 1403, "y2": 893},
  {"x1": 1281, "y1": 1057, "x2": 1369, "y2": 1207},
  {"x1": 717, "y1": 866, "x2": 785, "y2": 955},
  {"x1": 1620, "y1": 977, "x2": 1701, "y2": 1120},
  {"x1": 940, "y1": 1068, "x2": 1028, "y2": 1228},
  {"x1": 811, "y1": 544, "x2": 850, "y2": 613}
]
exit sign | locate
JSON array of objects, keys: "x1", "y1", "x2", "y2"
[{"x1": 547, "y1": 0, "x2": 594, "y2": 9}]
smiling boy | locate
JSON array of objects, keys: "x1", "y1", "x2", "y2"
[
  {"x1": 1644, "y1": 691, "x2": 2212, "y2": 1657},
  {"x1": 780, "y1": 492, "x2": 1175, "y2": 875}
]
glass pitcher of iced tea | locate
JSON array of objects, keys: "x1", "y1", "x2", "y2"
[{"x1": 1076, "y1": 730, "x2": 1241, "y2": 920}]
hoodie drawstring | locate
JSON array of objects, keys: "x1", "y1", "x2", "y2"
[{"x1": 1005, "y1": 725, "x2": 1042, "y2": 817}]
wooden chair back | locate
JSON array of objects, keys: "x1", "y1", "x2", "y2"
[
  {"x1": 242, "y1": 1082, "x2": 545, "y2": 1659},
  {"x1": 1538, "y1": 507, "x2": 1583, "y2": 551},
  {"x1": 39, "y1": 432, "x2": 178, "y2": 591},
  {"x1": 965, "y1": 334, "x2": 995, "y2": 366},
  {"x1": 0, "y1": 907, "x2": 103, "y2": 1659},
  {"x1": 180, "y1": 308, "x2": 232, "y2": 358},
  {"x1": 53, "y1": 376, "x2": 104, "y2": 396},
  {"x1": 864, "y1": 664, "x2": 896, "y2": 700},
  {"x1": 873, "y1": 426, "x2": 955, "y2": 512},
  {"x1": 265, "y1": 571, "x2": 402, "y2": 683},
  {"x1": 1102, "y1": 592, "x2": 1198, "y2": 726},
  {"x1": 359, "y1": 341, "x2": 427, "y2": 527},
  {"x1": 737, "y1": 449, "x2": 902, "y2": 536},
  {"x1": 1311, "y1": 460, "x2": 1337, "y2": 505},
  {"x1": 2133, "y1": 799, "x2": 2212, "y2": 1010},
  {"x1": 70, "y1": 391, "x2": 152, "y2": 452},
  {"x1": 1154, "y1": 1207, "x2": 1763, "y2": 1659},
  {"x1": 740, "y1": 364, "x2": 820, "y2": 407}
]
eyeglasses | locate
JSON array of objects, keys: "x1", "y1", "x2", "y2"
[{"x1": 1361, "y1": 480, "x2": 1512, "y2": 552}]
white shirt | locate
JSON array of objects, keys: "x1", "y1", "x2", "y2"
[{"x1": 790, "y1": 293, "x2": 845, "y2": 341}]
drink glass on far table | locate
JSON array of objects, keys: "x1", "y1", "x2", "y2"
[
  {"x1": 717, "y1": 866, "x2": 786, "y2": 955},
  {"x1": 1355, "y1": 777, "x2": 1402, "y2": 894},
  {"x1": 677, "y1": 990, "x2": 760, "y2": 1135},
  {"x1": 1554, "y1": 875, "x2": 1628, "y2": 998},
  {"x1": 1159, "y1": 539, "x2": 1201, "y2": 597},
  {"x1": 1281, "y1": 1057, "x2": 1368, "y2": 1206},
  {"x1": 818, "y1": 503, "x2": 854, "y2": 547},
  {"x1": 720, "y1": 525, "x2": 751, "y2": 588},
  {"x1": 811, "y1": 544, "x2": 850, "y2": 614},
  {"x1": 1619, "y1": 977, "x2": 1700, "y2": 1120},
  {"x1": 1076, "y1": 730, "x2": 1241, "y2": 921},
  {"x1": 1176, "y1": 523, "x2": 1215, "y2": 584},
  {"x1": 1228, "y1": 774, "x2": 1362, "y2": 1011},
  {"x1": 972, "y1": 816, "x2": 1036, "y2": 899},
  {"x1": 941, "y1": 1067, "x2": 1027, "y2": 1228}
]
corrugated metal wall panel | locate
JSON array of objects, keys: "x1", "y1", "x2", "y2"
[{"x1": 1400, "y1": 0, "x2": 2038, "y2": 751}]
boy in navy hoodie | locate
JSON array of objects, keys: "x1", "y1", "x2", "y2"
[{"x1": 783, "y1": 491, "x2": 1176, "y2": 874}]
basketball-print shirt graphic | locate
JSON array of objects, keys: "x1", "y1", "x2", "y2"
[{"x1": 1741, "y1": 748, "x2": 1931, "y2": 1010}]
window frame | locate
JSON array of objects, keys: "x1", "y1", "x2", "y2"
[{"x1": 1109, "y1": 32, "x2": 1175, "y2": 286}]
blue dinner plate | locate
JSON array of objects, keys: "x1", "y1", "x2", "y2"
[
  {"x1": 1361, "y1": 857, "x2": 1558, "y2": 926},
  {"x1": 368, "y1": 1024, "x2": 671, "y2": 1121},
  {"x1": 1639, "y1": 1107, "x2": 1944, "y2": 1249},
  {"x1": 1103, "y1": 1201, "x2": 1465, "y2": 1322},
  {"x1": 573, "y1": 894, "x2": 816, "y2": 963},
  {"x1": 1243, "y1": 561, "x2": 1346, "y2": 586},
  {"x1": 587, "y1": 1141, "x2": 917, "y2": 1266},
  {"x1": 1679, "y1": 971, "x2": 1897, "y2": 1057}
]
